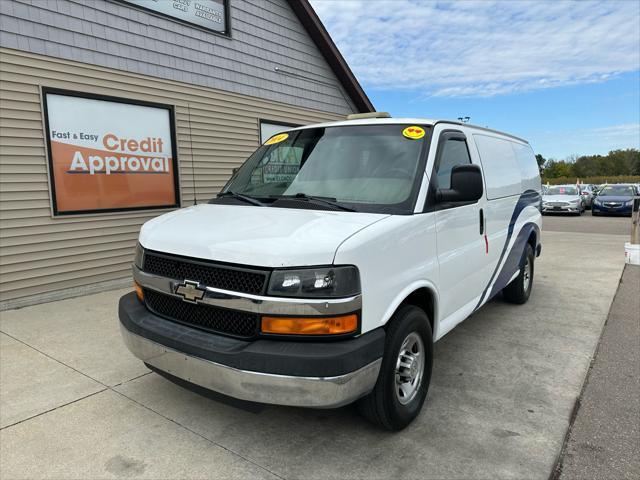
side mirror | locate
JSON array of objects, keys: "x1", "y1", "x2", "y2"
[{"x1": 437, "y1": 164, "x2": 484, "y2": 203}]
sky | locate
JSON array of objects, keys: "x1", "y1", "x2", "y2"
[{"x1": 309, "y1": 0, "x2": 640, "y2": 160}]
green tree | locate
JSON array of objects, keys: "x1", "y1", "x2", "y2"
[
  {"x1": 543, "y1": 159, "x2": 573, "y2": 178},
  {"x1": 632, "y1": 154, "x2": 640, "y2": 175},
  {"x1": 541, "y1": 148, "x2": 639, "y2": 178},
  {"x1": 573, "y1": 155, "x2": 601, "y2": 177},
  {"x1": 606, "y1": 149, "x2": 638, "y2": 175}
]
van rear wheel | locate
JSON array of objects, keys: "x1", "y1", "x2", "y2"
[
  {"x1": 503, "y1": 243, "x2": 534, "y2": 304},
  {"x1": 356, "y1": 305, "x2": 433, "y2": 431}
]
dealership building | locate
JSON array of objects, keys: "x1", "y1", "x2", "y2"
[{"x1": 0, "y1": 0, "x2": 373, "y2": 308}]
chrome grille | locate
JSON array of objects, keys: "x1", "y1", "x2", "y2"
[{"x1": 143, "y1": 252, "x2": 268, "y2": 295}]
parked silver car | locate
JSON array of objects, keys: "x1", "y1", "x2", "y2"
[
  {"x1": 542, "y1": 185, "x2": 585, "y2": 215},
  {"x1": 579, "y1": 184, "x2": 595, "y2": 209}
]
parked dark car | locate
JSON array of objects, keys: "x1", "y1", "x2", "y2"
[{"x1": 592, "y1": 184, "x2": 637, "y2": 216}]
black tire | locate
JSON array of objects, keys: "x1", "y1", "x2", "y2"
[
  {"x1": 357, "y1": 305, "x2": 433, "y2": 431},
  {"x1": 503, "y1": 243, "x2": 534, "y2": 304}
]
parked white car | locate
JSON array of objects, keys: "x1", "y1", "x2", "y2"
[
  {"x1": 542, "y1": 185, "x2": 585, "y2": 215},
  {"x1": 120, "y1": 116, "x2": 542, "y2": 430}
]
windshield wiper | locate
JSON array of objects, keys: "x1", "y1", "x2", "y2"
[
  {"x1": 273, "y1": 193, "x2": 356, "y2": 212},
  {"x1": 217, "y1": 191, "x2": 265, "y2": 207}
]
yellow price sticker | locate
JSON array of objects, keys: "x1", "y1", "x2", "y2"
[
  {"x1": 264, "y1": 133, "x2": 289, "y2": 145},
  {"x1": 402, "y1": 126, "x2": 425, "y2": 140}
]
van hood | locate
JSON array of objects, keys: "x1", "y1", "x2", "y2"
[{"x1": 139, "y1": 204, "x2": 389, "y2": 267}]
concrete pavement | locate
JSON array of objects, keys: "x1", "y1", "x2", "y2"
[
  {"x1": 0, "y1": 217, "x2": 630, "y2": 479},
  {"x1": 542, "y1": 212, "x2": 631, "y2": 236},
  {"x1": 556, "y1": 265, "x2": 640, "y2": 480}
]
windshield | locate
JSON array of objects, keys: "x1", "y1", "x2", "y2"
[
  {"x1": 599, "y1": 185, "x2": 635, "y2": 196},
  {"x1": 547, "y1": 185, "x2": 578, "y2": 195},
  {"x1": 220, "y1": 125, "x2": 428, "y2": 213}
]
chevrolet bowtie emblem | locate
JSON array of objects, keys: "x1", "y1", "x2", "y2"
[{"x1": 175, "y1": 280, "x2": 206, "y2": 303}]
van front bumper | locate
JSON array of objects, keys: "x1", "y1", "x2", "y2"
[{"x1": 119, "y1": 293, "x2": 384, "y2": 408}]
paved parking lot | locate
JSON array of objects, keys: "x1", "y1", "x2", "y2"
[
  {"x1": 0, "y1": 215, "x2": 631, "y2": 479},
  {"x1": 543, "y1": 212, "x2": 631, "y2": 236}
]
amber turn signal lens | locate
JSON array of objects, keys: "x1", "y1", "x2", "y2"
[
  {"x1": 261, "y1": 314, "x2": 357, "y2": 335},
  {"x1": 133, "y1": 281, "x2": 144, "y2": 303}
]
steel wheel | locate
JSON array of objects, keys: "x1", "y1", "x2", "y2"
[
  {"x1": 394, "y1": 332, "x2": 425, "y2": 405},
  {"x1": 357, "y1": 305, "x2": 433, "y2": 430},
  {"x1": 523, "y1": 257, "x2": 532, "y2": 292}
]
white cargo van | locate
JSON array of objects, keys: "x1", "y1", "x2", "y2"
[{"x1": 120, "y1": 116, "x2": 542, "y2": 430}]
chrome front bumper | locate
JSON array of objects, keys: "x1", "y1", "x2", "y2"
[{"x1": 120, "y1": 324, "x2": 382, "y2": 408}]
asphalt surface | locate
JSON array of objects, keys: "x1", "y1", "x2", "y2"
[
  {"x1": 555, "y1": 264, "x2": 640, "y2": 480},
  {"x1": 0, "y1": 215, "x2": 630, "y2": 479}
]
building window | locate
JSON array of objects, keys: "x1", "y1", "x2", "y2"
[
  {"x1": 259, "y1": 120, "x2": 302, "y2": 144},
  {"x1": 42, "y1": 88, "x2": 180, "y2": 216},
  {"x1": 121, "y1": 0, "x2": 230, "y2": 36}
]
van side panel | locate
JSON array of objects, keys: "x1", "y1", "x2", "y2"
[
  {"x1": 512, "y1": 142, "x2": 542, "y2": 193},
  {"x1": 471, "y1": 133, "x2": 541, "y2": 311},
  {"x1": 473, "y1": 134, "x2": 522, "y2": 199},
  {"x1": 475, "y1": 198, "x2": 541, "y2": 309}
]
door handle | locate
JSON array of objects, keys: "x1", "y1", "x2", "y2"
[{"x1": 479, "y1": 208, "x2": 484, "y2": 235}]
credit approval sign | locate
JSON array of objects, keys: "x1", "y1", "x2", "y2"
[{"x1": 43, "y1": 90, "x2": 179, "y2": 215}]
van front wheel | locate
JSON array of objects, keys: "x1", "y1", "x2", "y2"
[
  {"x1": 502, "y1": 243, "x2": 534, "y2": 304},
  {"x1": 357, "y1": 305, "x2": 433, "y2": 430}
]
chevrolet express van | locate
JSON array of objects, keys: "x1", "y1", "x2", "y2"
[{"x1": 119, "y1": 115, "x2": 542, "y2": 430}]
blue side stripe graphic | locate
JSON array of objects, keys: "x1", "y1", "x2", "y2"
[{"x1": 473, "y1": 189, "x2": 541, "y2": 312}]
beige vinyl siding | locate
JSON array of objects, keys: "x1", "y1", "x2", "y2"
[{"x1": 0, "y1": 47, "x2": 347, "y2": 303}]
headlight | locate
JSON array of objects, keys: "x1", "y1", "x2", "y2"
[
  {"x1": 267, "y1": 266, "x2": 360, "y2": 298},
  {"x1": 134, "y1": 242, "x2": 145, "y2": 269},
  {"x1": 626, "y1": 200, "x2": 634, "y2": 206}
]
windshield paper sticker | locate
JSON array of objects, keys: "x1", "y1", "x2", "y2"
[
  {"x1": 264, "y1": 133, "x2": 289, "y2": 145},
  {"x1": 402, "y1": 126, "x2": 425, "y2": 140}
]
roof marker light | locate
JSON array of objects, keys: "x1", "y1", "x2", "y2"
[{"x1": 346, "y1": 112, "x2": 391, "y2": 120}]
